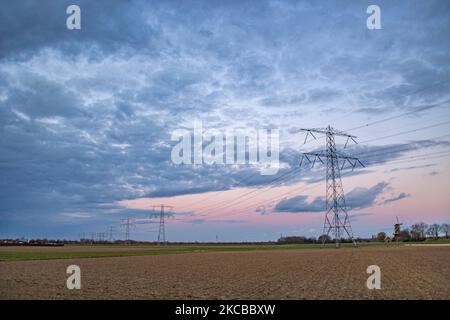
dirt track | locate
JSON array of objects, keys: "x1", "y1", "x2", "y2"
[{"x1": 1, "y1": 246, "x2": 449, "y2": 299}]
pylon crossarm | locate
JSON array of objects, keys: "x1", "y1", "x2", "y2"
[
  {"x1": 303, "y1": 130, "x2": 318, "y2": 144},
  {"x1": 357, "y1": 159, "x2": 365, "y2": 168},
  {"x1": 341, "y1": 159, "x2": 347, "y2": 170},
  {"x1": 327, "y1": 128, "x2": 357, "y2": 139},
  {"x1": 299, "y1": 127, "x2": 357, "y2": 138}
]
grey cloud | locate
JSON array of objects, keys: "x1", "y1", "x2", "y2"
[
  {"x1": 345, "y1": 182, "x2": 389, "y2": 209},
  {"x1": 0, "y1": 0, "x2": 160, "y2": 60},
  {"x1": 259, "y1": 94, "x2": 307, "y2": 107},
  {"x1": 274, "y1": 195, "x2": 325, "y2": 213},
  {"x1": 274, "y1": 182, "x2": 389, "y2": 213},
  {"x1": 255, "y1": 206, "x2": 268, "y2": 215},
  {"x1": 2, "y1": 71, "x2": 85, "y2": 118},
  {"x1": 383, "y1": 192, "x2": 410, "y2": 205},
  {"x1": 387, "y1": 163, "x2": 436, "y2": 173}
]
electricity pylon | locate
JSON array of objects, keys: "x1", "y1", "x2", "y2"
[
  {"x1": 152, "y1": 204, "x2": 174, "y2": 245},
  {"x1": 107, "y1": 226, "x2": 115, "y2": 242},
  {"x1": 90, "y1": 232, "x2": 96, "y2": 244},
  {"x1": 120, "y1": 217, "x2": 134, "y2": 243},
  {"x1": 299, "y1": 125, "x2": 364, "y2": 247},
  {"x1": 97, "y1": 232, "x2": 106, "y2": 242}
]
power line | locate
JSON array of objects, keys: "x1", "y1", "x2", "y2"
[
  {"x1": 192, "y1": 127, "x2": 363, "y2": 243},
  {"x1": 299, "y1": 104, "x2": 450, "y2": 151},
  {"x1": 345, "y1": 99, "x2": 450, "y2": 132},
  {"x1": 207, "y1": 153, "x2": 445, "y2": 221},
  {"x1": 202, "y1": 141, "x2": 450, "y2": 222},
  {"x1": 107, "y1": 226, "x2": 115, "y2": 242},
  {"x1": 354, "y1": 120, "x2": 450, "y2": 145},
  {"x1": 196, "y1": 169, "x2": 263, "y2": 206},
  {"x1": 193, "y1": 102, "x2": 450, "y2": 218},
  {"x1": 352, "y1": 135, "x2": 450, "y2": 160},
  {"x1": 365, "y1": 149, "x2": 450, "y2": 166},
  {"x1": 188, "y1": 103, "x2": 450, "y2": 222},
  {"x1": 194, "y1": 167, "x2": 302, "y2": 215},
  {"x1": 194, "y1": 132, "x2": 450, "y2": 220},
  {"x1": 197, "y1": 170, "x2": 311, "y2": 220},
  {"x1": 314, "y1": 78, "x2": 450, "y2": 129},
  {"x1": 213, "y1": 180, "x2": 322, "y2": 219},
  {"x1": 191, "y1": 166, "x2": 291, "y2": 214}
]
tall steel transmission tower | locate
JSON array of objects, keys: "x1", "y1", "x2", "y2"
[
  {"x1": 299, "y1": 125, "x2": 364, "y2": 247},
  {"x1": 97, "y1": 232, "x2": 106, "y2": 242},
  {"x1": 107, "y1": 226, "x2": 115, "y2": 242},
  {"x1": 90, "y1": 232, "x2": 96, "y2": 244},
  {"x1": 152, "y1": 204, "x2": 174, "y2": 245},
  {"x1": 120, "y1": 217, "x2": 134, "y2": 243}
]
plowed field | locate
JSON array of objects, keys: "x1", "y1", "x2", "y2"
[{"x1": 1, "y1": 246, "x2": 449, "y2": 299}]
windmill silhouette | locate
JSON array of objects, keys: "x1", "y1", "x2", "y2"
[{"x1": 393, "y1": 216, "x2": 403, "y2": 242}]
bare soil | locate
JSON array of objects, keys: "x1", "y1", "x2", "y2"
[{"x1": 1, "y1": 246, "x2": 449, "y2": 299}]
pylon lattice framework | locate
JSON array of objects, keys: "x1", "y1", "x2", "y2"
[
  {"x1": 107, "y1": 226, "x2": 115, "y2": 241},
  {"x1": 120, "y1": 217, "x2": 134, "y2": 242},
  {"x1": 300, "y1": 125, "x2": 365, "y2": 247},
  {"x1": 152, "y1": 204, "x2": 174, "y2": 245}
]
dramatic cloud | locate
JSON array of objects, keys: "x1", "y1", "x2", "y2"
[
  {"x1": 274, "y1": 195, "x2": 325, "y2": 213},
  {"x1": 345, "y1": 182, "x2": 389, "y2": 209},
  {"x1": 274, "y1": 182, "x2": 390, "y2": 213},
  {"x1": 1, "y1": 0, "x2": 449, "y2": 238}
]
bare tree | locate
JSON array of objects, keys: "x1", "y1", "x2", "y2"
[
  {"x1": 410, "y1": 222, "x2": 428, "y2": 240},
  {"x1": 426, "y1": 224, "x2": 441, "y2": 239},
  {"x1": 398, "y1": 229, "x2": 411, "y2": 242},
  {"x1": 318, "y1": 234, "x2": 331, "y2": 243},
  {"x1": 441, "y1": 224, "x2": 450, "y2": 239}
]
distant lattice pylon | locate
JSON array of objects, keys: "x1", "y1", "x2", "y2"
[
  {"x1": 107, "y1": 226, "x2": 115, "y2": 242},
  {"x1": 151, "y1": 204, "x2": 174, "y2": 245},
  {"x1": 120, "y1": 217, "x2": 134, "y2": 243}
]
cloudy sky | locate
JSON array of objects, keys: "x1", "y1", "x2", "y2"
[{"x1": 1, "y1": 0, "x2": 449, "y2": 241}]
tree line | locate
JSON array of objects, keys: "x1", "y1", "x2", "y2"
[
  {"x1": 276, "y1": 222, "x2": 450, "y2": 244},
  {"x1": 376, "y1": 222, "x2": 450, "y2": 242}
]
